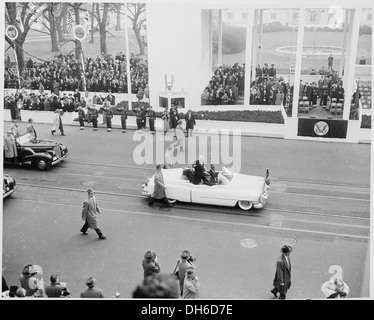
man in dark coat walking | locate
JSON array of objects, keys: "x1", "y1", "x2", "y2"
[
  {"x1": 185, "y1": 109, "x2": 196, "y2": 137},
  {"x1": 271, "y1": 245, "x2": 292, "y2": 299},
  {"x1": 148, "y1": 165, "x2": 173, "y2": 207}
]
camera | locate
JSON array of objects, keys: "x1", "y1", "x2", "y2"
[{"x1": 188, "y1": 256, "x2": 196, "y2": 262}]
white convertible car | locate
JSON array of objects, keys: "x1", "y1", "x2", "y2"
[{"x1": 142, "y1": 166, "x2": 270, "y2": 210}]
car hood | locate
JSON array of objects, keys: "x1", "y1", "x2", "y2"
[{"x1": 21, "y1": 139, "x2": 61, "y2": 148}]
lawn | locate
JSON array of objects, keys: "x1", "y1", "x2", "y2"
[{"x1": 221, "y1": 31, "x2": 372, "y2": 73}]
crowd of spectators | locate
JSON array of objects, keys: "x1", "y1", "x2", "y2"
[
  {"x1": 250, "y1": 63, "x2": 289, "y2": 106},
  {"x1": 4, "y1": 87, "x2": 119, "y2": 121},
  {"x1": 4, "y1": 52, "x2": 149, "y2": 97},
  {"x1": 2, "y1": 248, "x2": 199, "y2": 299},
  {"x1": 201, "y1": 63, "x2": 245, "y2": 105}
]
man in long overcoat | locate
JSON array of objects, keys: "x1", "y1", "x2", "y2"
[
  {"x1": 80, "y1": 188, "x2": 107, "y2": 239},
  {"x1": 4, "y1": 131, "x2": 18, "y2": 163},
  {"x1": 185, "y1": 109, "x2": 196, "y2": 137},
  {"x1": 147, "y1": 165, "x2": 173, "y2": 207},
  {"x1": 271, "y1": 245, "x2": 292, "y2": 299}
]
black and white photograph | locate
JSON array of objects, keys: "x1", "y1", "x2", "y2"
[{"x1": 1, "y1": 0, "x2": 373, "y2": 306}]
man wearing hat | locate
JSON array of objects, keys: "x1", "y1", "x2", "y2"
[
  {"x1": 80, "y1": 276, "x2": 104, "y2": 298},
  {"x1": 173, "y1": 250, "x2": 197, "y2": 296},
  {"x1": 19, "y1": 264, "x2": 44, "y2": 297},
  {"x1": 271, "y1": 245, "x2": 292, "y2": 299},
  {"x1": 182, "y1": 268, "x2": 200, "y2": 299},
  {"x1": 142, "y1": 250, "x2": 161, "y2": 279},
  {"x1": 80, "y1": 188, "x2": 107, "y2": 239},
  {"x1": 52, "y1": 109, "x2": 65, "y2": 136}
]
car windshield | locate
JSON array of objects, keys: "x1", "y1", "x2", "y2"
[{"x1": 16, "y1": 133, "x2": 35, "y2": 145}]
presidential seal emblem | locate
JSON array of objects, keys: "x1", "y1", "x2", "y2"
[{"x1": 314, "y1": 121, "x2": 329, "y2": 136}]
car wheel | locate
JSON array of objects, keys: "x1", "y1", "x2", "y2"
[
  {"x1": 168, "y1": 198, "x2": 177, "y2": 204},
  {"x1": 35, "y1": 159, "x2": 51, "y2": 171},
  {"x1": 238, "y1": 200, "x2": 253, "y2": 211}
]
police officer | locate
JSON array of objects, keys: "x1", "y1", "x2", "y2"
[
  {"x1": 105, "y1": 106, "x2": 113, "y2": 132},
  {"x1": 90, "y1": 105, "x2": 99, "y2": 131},
  {"x1": 147, "y1": 106, "x2": 157, "y2": 134},
  {"x1": 118, "y1": 105, "x2": 127, "y2": 133},
  {"x1": 136, "y1": 107, "x2": 143, "y2": 132},
  {"x1": 78, "y1": 106, "x2": 85, "y2": 130}
]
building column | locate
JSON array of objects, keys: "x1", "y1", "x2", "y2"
[
  {"x1": 251, "y1": 9, "x2": 259, "y2": 83},
  {"x1": 258, "y1": 9, "x2": 264, "y2": 67},
  {"x1": 343, "y1": 8, "x2": 361, "y2": 120},
  {"x1": 217, "y1": 9, "x2": 223, "y2": 68},
  {"x1": 291, "y1": 8, "x2": 306, "y2": 118},
  {"x1": 124, "y1": 2, "x2": 132, "y2": 110},
  {"x1": 339, "y1": 9, "x2": 349, "y2": 76},
  {"x1": 201, "y1": 10, "x2": 213, "y2": 90},
  {"x1": 244, "y1": 7, "x2": 255, "y2": 108}
]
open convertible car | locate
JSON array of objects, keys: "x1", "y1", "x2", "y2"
[
  {"x1": 3, "y1": 174, "x2": 17, "y2": 199},
  {"x1": 3, "y1": 133, "x2": 69, "y2": 171},
  {"x1": 142, "y1": 166, "x2": 270, "y2": 210}
]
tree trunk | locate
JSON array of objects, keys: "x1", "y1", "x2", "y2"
[
  {"x1": 115, "y1": 4, "x2": 121, "y2": 31},
  {"x1": 49, "y1": 10, "x2": 59, "y2": 51},
  {"x1": 99, "y1": 29, "x2": 107, "y2": 54},
  {"x1": 57, "y1": 23, "x2": 65, "y2": 42},
  {"x1": 15, "y1": 41, "x2": 25, "y2": 82},
  {"x1": 74, "y1": 6, "x2": 81, "y2": 60},
  {"x1": 89, "y1": 3, "x2": 94, "y2": 43},
  {"x1": 133, "y1": 21, "x2": 145, "y2": 55}
]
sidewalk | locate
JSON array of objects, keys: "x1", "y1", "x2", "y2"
[
  {"x1": 3, "y1": 109, "x2": 371, "y2": 143},
  {"x1": 3, "y1": 109, "x2": 285, "y2": 138}
]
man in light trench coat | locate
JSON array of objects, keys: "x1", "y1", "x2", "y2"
[
  {"x1": 80, "y1": 188, "x2": 107, "y2": 239},
  {"x1": 148, "y1": 165, "x2": 173, "y2": 207}
]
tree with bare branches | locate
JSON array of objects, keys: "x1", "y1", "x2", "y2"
[
  {"x1": 91, "y1": 3, "x2": 110, "y2": 55},
  {"x1": 5, "y1": 2, "x2": 48, "y2": 75},
  {"x1": 127, "y1": 3, "x2": 146, "y2": 56}
]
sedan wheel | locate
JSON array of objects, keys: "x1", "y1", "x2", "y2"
[
  {"x1": 238, "y1": 200, "x2": 253, "y2": 211},
  {"x1": 36, "y1": 159, "x2": 50, "y2": 171},
  {"x1": 168, "y1": 198, "x2": 177, "y2": 204}
]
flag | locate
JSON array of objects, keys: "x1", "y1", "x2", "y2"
[
  {"x1": 16, "y1": 11, "x2": 24, "y2": 33},
  {"x1": 67, "y1": 9, "x2": 75, "y2": 32},
  {"x1": 83, "y1": 10, "x2": 91, "y2": 33}
]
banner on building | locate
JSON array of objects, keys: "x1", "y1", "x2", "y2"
[{"x1": 298, "y1": 118, "x2": 348, "y2": 139}]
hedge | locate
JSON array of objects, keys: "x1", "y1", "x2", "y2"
[{"x1": 111, "y1": 100, "x2": 285, "y2": 123}]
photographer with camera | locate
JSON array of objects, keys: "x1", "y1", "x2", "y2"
[
  {"x1": 19, "y1": 264, "x2": 45, "y2": 297},
  {"x1": 172, "y1": 250, "x2": 197, "y2": 296},
  {"x1": 45, "y1": 273, "x2": 71, "y2": 298}
]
